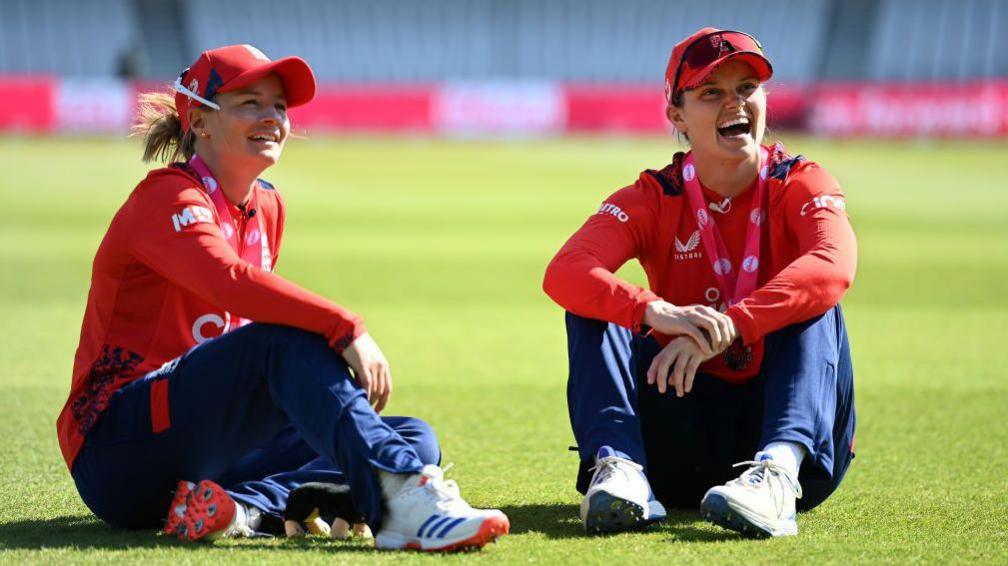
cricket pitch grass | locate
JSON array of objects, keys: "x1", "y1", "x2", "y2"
[{"x1": 1, "y1": 134, "x2": 1006, "y2": 564}]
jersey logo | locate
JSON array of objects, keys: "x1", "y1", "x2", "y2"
[
  {"x1": 800, "y1": 195, "x2": 846, "y2": 216},
  {"x1": 674, "y1": 229, "x2": 703, "y2": 261},
  {"x1": 192, "y1": 313, "x2": 226, "y2": 343},
  {"x1": 705, "y1": 287, "x2": 727, "y2": 312},
  {"x1": 171, "y1": 206, "x2": 214, "y2": 232},
  {"x1": 675, "y1": 230, "x2": 701, "y2": 253},
  {"x1": 597, "y1": 202, "x2": 629, "y2": 223}
]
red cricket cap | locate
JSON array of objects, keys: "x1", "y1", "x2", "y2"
[
  {"x1": 174, "y1": 44, "x2": 316, "y2": 131},
  {"x1": 664, "y1": 28, "x2": 773, "y2": 105}
]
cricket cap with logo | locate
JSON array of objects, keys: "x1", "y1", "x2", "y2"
[
  {"x1": 173, "y1": 44, "x2": 316, "y2": 131},
  {"x1": 664, "y1": 27, "x2": 773, "y2": 105}
]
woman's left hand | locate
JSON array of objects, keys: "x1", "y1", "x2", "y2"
[{"x1": 646, "y1": 336, "x2": 715, "y2": 397}]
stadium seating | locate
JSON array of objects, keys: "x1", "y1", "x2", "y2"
[
  {"x1": 0, "y1": 0, "x2": 135, "y2": 77},
  {"x1": 868, "y1": 0, "x2": 1008, "y2": 81},
  {"x1": 3, "y1": 0, "x2": 1005, "y2": 83},
  {"x1": 177, "y1": 0, "x2": 829, "y2": 83}
]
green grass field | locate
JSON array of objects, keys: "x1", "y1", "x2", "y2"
[{"x1": 1, "y1": 134, "x2": 1006, "y2": 564}]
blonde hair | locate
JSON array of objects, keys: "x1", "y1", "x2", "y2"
[{"x1": 130, "y1": 92, "x2": 196, "y2": 163}]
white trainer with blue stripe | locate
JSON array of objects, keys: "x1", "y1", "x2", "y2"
[
  {"x1": 580, "y1": 447, "x2": 666, "y2": 535},
  {"x1": 375, "y1": 465, "x2": 509, "y2": 551}
]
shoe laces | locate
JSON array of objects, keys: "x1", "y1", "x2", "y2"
[
  {"x1": 588, "y1": 455, "x2": 643, "y2": 486},
  {"x1": 415, "y1": 464, "x2": 467, "y2": 510},
  {"x1": 731, "y1": 459, "x2": 803, "y2": 500}
]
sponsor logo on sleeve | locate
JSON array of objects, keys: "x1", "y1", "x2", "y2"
[
  {"x1": 800, "y1": 195, "x2": 846, "y2": 216},
  {"x1": 597, "y1": 202, "x2": 630, "y2": 223},
  {"x1": 171, "y1": 205, "x2": 214, "y2": 232}
]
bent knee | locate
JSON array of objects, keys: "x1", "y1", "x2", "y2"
[
  {"x1": 385, "y1": 416, "x2": 441, "y2": 465},
  {"x1": 241, "y1": 323, "x2": 329, "y2": 350}
]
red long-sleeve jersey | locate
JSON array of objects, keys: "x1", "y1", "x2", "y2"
[
  {"x1": 57, "y1": 164, "x2": 366, "y2": 469},
  {"x1": 543, "y1": 144, "x2": 856, "y2": 383}
]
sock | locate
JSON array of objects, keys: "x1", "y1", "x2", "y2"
[
  {"x1": 244, "y1": 504, "x2": 285, "y2": 536},
  {"x1": 758, "y1": 441, "x2": 806, "y2": 477},
  {"x1": 215, "y1": 502, "x2": 250, "y2": 539},
  {"x1": 378, "y1": 470, "x2": 411, "y2": 501},
  {"x1": 596, "y1": 445, "x2": 637, "y2": 464}
]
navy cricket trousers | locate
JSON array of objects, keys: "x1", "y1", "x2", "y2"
[
  {"x1": 567, "y1": 306, "x2": 856, "y2": 510},
  {"x1": 71, "y1": 323, "x2": 440, "y2": 530}
]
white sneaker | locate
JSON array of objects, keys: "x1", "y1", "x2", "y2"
[
  {"x1": 580, "y1": 447, "x2": 666, "y2": 535},
  {"x1": 700, "y1": 455, "x2": 803, "y2": 537},
  {"x1": 375, "y1": 465, "x2": 509, "y2": 551}
]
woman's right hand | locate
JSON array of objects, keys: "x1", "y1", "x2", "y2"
[
  {"x1": 340, "y1": 332, "x2": 392, "y2": 413},
  {"x1": 646, "y1": 336, "x2": 712, "y2": 397},
  {"x1": 642, "y1": 300, "x2": 736, "y2": 356}
]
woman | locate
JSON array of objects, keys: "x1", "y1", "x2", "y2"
[
  {"x1": 543, "y1": 28, "x2": 856, "y2": 538},
  {"x1": 58, "y1": 44, "x2": 508, "y2": 551}
]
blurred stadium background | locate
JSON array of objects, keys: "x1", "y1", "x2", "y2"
[
  {"x1": 2, "y1": 1, "x2": 1007, "y2": 562},
  {"x1": 2, "y1": 0, "x2": 1007, "y2": 137}
]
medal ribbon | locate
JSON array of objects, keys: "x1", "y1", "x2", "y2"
[
  {"x1": 681, "y1": 147, "x2": 769, "y2": 307},
  {"x1": 189, "y1": 155, "x2": 271, "y2": 330}
]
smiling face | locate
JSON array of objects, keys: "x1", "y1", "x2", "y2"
[
  {"x1": 667, "y1": 60, "x2": 767, "y2": 164},
  {"x1": 188, "y1": 74, "x2": 290, "y2": 171}
]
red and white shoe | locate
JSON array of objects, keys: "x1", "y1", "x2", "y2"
[
  {"x1": 163, "y1": 479, "x2": 251, "y2": 541},
  {"x1": 375, "y1": 465, "x2": 509, "y2": 552}
]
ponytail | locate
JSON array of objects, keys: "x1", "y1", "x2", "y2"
[{"x1": 130, "y1": 92, "x2": 196, "y2": 163}]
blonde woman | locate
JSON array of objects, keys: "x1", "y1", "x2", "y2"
[{"x1": 59, "y1": 44, "x2": 508, "y2": 551}]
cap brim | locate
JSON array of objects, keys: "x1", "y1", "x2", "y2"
[
  {"x1": 219, "y1": 56, "x2": 317, "y2": 108},
  {"x1": 683, "y1": 52, "x2": 773, "y2": 91}
]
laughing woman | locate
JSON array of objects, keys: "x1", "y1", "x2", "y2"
[
  {"x1": 59, "y1": 45, "x2": 508, "y2": 552},
  {"x1": 543, "y1": 28, "x2": 857, "y2": 537}
]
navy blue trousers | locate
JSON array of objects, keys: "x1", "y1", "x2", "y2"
[
  {"x1": 567, "y1": 306, "x2": 856, "y2": 511},
  {"x1": 71, "y1": 324, "x2": 440, "y2": 530}
]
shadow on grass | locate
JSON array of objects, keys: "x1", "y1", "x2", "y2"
[
  {"x1": 1, "y1": 509, "x2": 743, "y2": 550},
  {"x1": 0, "y1": 514, "x2": 373, "y2": 552},
  {"x1": 498, "y1": 504, "x2": 741, "y2": 542},
  {"x1": 661, "y1": 509, "x2": 745, "y2": 543},
  {"x1": 498, "y1": 503, "x2": 583, "y2": 539}
]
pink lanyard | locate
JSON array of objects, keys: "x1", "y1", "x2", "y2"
[
  {"x1": 189, "y1": 155, "x2": 271, "y2": 329},
  {"x1": 681, "y1": 147, "x2": 769, "y2": 307}
]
